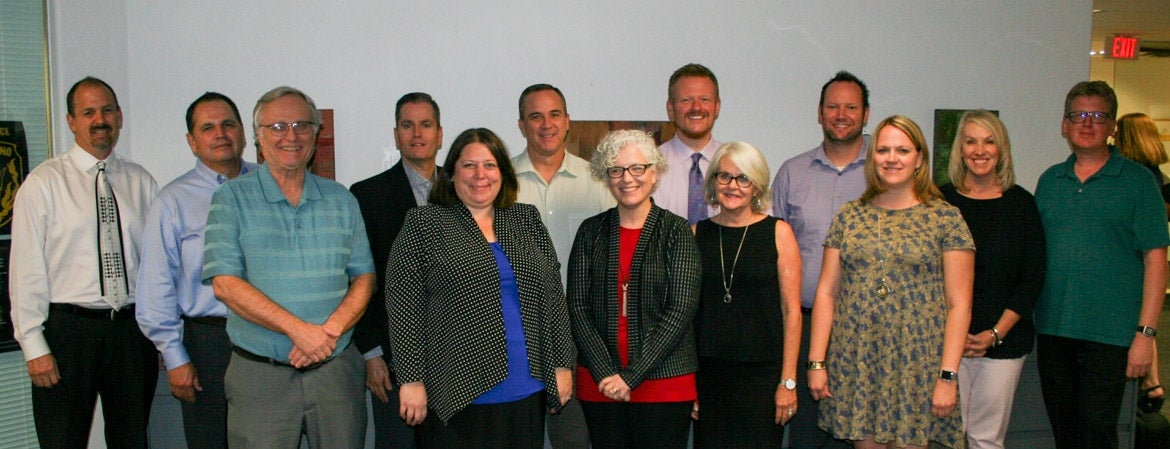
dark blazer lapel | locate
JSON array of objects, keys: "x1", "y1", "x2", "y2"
[{"x1": 387, "y1": 163, "x2": 419, "y2": 208}]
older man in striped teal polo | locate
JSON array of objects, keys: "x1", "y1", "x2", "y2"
[{"x1": 202, "y1": 86, "x2": 375, "y2": 449}]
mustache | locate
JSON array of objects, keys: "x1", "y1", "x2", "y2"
[{"x1": 90, "y1": 124, "x2": 112, "y2": 132}]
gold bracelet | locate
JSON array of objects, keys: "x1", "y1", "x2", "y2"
[{"x1": 807, "y1": 360, "x2": 826, "y2": 370}]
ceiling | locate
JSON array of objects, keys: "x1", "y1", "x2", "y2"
[{"x1": 1092, "y1": 0, "x2": 1170, "y2": 54}]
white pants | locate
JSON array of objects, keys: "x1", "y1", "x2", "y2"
[{"x1": 958, "y1": 355, "x2": 1027, "y2": 449}]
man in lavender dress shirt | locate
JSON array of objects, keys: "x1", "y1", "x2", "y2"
[
  {"x1": 652, "y1": 63, "x2": 722, "y2": 225},
  {"x1": 771, "y1": 71, "x2": 870, "y2": 449}
]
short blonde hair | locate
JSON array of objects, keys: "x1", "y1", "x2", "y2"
[
  {"x1": 947, "y1": 110, "x2": 1016, "y2": 192},
  {"x1": 860, "y1": 115, "x2": 941, "y2": 203},
  {"x1": 703, "y1": 141, "x2": 771, "y2": 213},
  {"x1": 1116, "y1": 113, "x2": 1168, "y2": 167}
]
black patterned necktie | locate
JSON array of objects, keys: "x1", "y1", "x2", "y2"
[{"x1": 96, "y1": 161, "x2": 128, "y2": 309}]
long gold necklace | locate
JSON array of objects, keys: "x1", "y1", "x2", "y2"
[
  {"x1": 719, "y1": 223, "x2": 750, "y2": 303},
  {"x1": 874, "y1": 208, "x2": 891, "y2": 298}
]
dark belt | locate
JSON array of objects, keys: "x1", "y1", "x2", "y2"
[
  {"x1": 182, "y1": 315, "x2": 227, "y2": 327},
  {"x1": 232, "y1": 344, "x2": 347, "y2": 372},
  {"x1": 50, "y1": 303, "x2": 135, "y2": 320},
  {"x1": 801, "y1": 307, "x2": 813, "y2": 314}
]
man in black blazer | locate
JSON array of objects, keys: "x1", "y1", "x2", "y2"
[{"x1": 350, "y1": 92, "x2": 443, "y2": 449}]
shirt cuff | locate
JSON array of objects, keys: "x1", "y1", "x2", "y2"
[
  {"x1": 162, "y1": 347, "x2": 193, "y2": 371},
  {"x1": 20, "y1": 333, "x2": 51, "y2": 362},
  {"x1": 363, "y1": 346, "x2": 384, "y2": 361}
]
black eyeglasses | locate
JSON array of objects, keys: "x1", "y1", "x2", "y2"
[
  {"x1": 714, "y1": 172, "x2": 753, "y2": 188},
  {"x1": 606, "y1": 163, "x2": 653, "y2": 178},
  {"x1": 1065, "y1": 111, "x2": 1112, "y2": 125},
  {"x1": 260, "y1": 121, "x2": 318, "y2": 137}
]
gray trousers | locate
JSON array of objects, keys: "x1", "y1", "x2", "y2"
[{"x1": 225, "y1": 344, "x2": 366, "y2": 449}]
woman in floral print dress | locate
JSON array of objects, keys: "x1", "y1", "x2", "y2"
[{"x1": 807, "y1": 115, "x2": 974, "y2": 449}]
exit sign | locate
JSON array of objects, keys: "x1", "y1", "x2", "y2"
[{"x1": 1105, "y1": 35, "x2": 1140, "y2": 60}]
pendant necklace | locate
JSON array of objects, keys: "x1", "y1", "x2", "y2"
[
  {"x1": 875, "y1": 209, "x2": 891, "y2": 298},
  {"x1": 719, "y1": 222, "x2": 750, "y2": 303}
]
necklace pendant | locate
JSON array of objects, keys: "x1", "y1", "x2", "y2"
[
  {"x1": 875, "y1": 282, "x2": 890, "y2": 298},
  {"x1": 723, "y1": 292, "x2": 733, "y2": 303}
]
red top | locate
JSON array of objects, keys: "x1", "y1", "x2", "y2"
[{"x1": 577, "y1": 227, "x2": 696, "y2": 403}]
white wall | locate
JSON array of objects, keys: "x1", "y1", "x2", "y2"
[
  {"x1": 45, "y1": 0, "x2": 1092, "y2": 191},
  {"x1": 1099, "y1": 55, "x2": 1170, "y2": 119},
  {"x1": 34, "y1": 2, "x2": 1094, "y2": 448},
  {"x1": 1091, "y1": 48, "x2": 1170, "y2": 179}
]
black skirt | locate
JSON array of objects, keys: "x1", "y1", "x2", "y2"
[{"x1": 694, "y1": 357, "x2": 784, "y2": 449}]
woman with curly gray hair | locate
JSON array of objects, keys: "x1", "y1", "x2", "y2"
[{"x1": 567, "y1": 129, "x2": 701, "y2": 449}]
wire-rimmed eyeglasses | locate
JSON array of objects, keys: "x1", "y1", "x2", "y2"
[{"x1": 260, "y1": 121, "x2": 319, "y2": 137}]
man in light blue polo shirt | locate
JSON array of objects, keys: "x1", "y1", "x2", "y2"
[{"x1": 202, "y1": 86, "x2": 375, "y2": 448}]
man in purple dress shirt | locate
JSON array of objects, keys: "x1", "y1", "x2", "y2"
[{"x1": 771, "y1": 71, "x2": 870, "y2": 449}]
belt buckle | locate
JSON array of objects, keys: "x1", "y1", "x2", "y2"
[{"x1": 109, "y1": 309, "x2": 117, "y2": 320}]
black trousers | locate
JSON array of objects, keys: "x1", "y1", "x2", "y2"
[
  {"x1": 369, "y1": 355, "x2": 415, "y2": 449},
  {"x1": 1036, "y1": 334, "x2": 1129, "y2": 449},
  {"x1": 580, "y1": 400, "x2": 692, "y2": 449},
  {"x1": 415, "y1": 392, "x2": 544, "y2": 449},
  {"x1": 32, "y1": 305, "x2": 158, "y2": 449},
  {"x1": 180, "y1": 317, "x2": 232, "y2": 449}
]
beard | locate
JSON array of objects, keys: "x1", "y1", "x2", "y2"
[{"x1": 823, "y1": 126, "x2": 862, "y2": 146}]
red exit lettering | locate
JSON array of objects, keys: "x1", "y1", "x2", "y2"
[{"x1": 1108, "y1": 36, "x2": 1139, "y2": 60}]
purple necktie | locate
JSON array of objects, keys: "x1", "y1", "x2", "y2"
[{"x1": 688, "y1": 152, "x2": 707, "y2": 225}]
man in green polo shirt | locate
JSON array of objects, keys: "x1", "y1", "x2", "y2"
[
  {"x1": 202, "y1": 86, "x2": 375, "y2": 448},
  {"x1": 1034, "y1": 80, "x2": 1169, "y2": 449}
]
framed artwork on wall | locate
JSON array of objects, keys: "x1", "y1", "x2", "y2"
[{"x1": 567, "y1": 121, "x2": 674, "y2": 163}]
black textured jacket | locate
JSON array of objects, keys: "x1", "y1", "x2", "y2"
[{"x1": 567, "y1": 204, "x2": 702, "y2": 389}]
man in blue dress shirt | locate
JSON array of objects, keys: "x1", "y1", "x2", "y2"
[{"x1": 136, "y1": 92, "x2": 258, "y2": 448}]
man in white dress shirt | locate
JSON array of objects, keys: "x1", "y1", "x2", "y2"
[
  {"x1": 9, "y1": 76, "x2": 159, "y2": 449},
  {"x1": 511, "y1": 83, "x2": 613, "y2": 449}
]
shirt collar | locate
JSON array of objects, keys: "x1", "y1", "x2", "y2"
[
  {"x1": 195, "y1": 159, "x2": 256, "y2": 185},
  {"x1": 513, "y1": 150, "x2": 588, "y2": 180},
  {"x1": 667, "y1": 135, "x2": 721, "y2": 160},
  {"x1": 68, "y1": 144, "x2": 118, "y2": 174},
  {"x1": 1057, "y1": 146, "x2": 1124, "y2": 180},
  {"x1": 257, "y1": 163, "x2": 322, "y2": 205},
  {"x1": 403, "y1": 162, "x2": 435, "y2": 188},
  {"x1": 513, "y1": 151, "x2": 538, "y2": 175},
  {"x1": 810, "y1": 134, "x2": 869, "y2": 170}
]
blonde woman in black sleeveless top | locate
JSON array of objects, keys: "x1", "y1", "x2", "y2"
[{"x1": 692, "y1": 141, "x2": 802, "y2": 448}]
